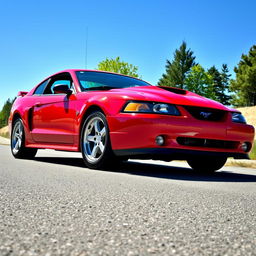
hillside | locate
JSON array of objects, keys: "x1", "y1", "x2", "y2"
[
  {"x1": 237, "y1": 106, "x2": 256, "y2": 128},
  {"x1": 0, "y1": 126, "x2": 9, "y2": 138}
]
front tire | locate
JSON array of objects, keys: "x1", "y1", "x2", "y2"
[
  {"x1": 187, "y1": 156, "x2": 227, "y2": 173},
  {"x1": 80, "y1": 112, "x2": 117, "y2": 169},
  {"x1": 11, "y1": 118, "x2": 37, "y2": 159}
]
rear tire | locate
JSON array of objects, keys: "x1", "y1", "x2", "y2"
[
  {"x1": 187, "y1": 156, "x2": 227, "y2": 173},
  {"x1": 80, "y1": 111, "x2": 118, "y2": 169},
  {"x1": 11, "y1": 118, "x2": 37, "y2": 159}
]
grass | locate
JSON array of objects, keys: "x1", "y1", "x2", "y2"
[
  {"x1": 0, "y1": 131, "x2": 9, "y2": 139},
  {"x1": 249, "y1": 142, "x2": 256, "y2": 160}
]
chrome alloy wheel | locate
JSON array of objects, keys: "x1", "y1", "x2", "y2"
[
  {"x1": 12, "y1": 121, "x2": 23, "y2": 154},
  {"x1": 83, "y1": 116, "x2": 106, "y2": 163}
]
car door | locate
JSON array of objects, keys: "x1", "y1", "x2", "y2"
[{"x1": 31, "y1": 72, "x2": 77, "y2": 144}]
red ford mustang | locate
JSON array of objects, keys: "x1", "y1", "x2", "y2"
[{"x1": 9, "y1": 69, "x2": 255, "y2": 172}]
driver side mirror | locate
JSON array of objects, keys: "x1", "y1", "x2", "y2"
[{"x1": 52, "y1": 84, "x2": 72, "y2": 95}]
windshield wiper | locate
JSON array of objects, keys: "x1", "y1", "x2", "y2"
[{"x1": 84, "y1": 86, "x2": 117, "y2": 91}]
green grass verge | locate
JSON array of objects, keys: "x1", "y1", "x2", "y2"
[
  {"x1": 249, "y1": 142, "x2": 256, "y2": 160},
  {"x1": 0, "y1": 131, "x2": 9, "y2": 139}
]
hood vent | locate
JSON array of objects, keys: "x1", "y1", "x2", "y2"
[{"x1": 158, "y1": 86, "x2": 187, "y2": 95}]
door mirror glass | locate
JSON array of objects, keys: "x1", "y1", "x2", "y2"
[{"x1": 52, "y1": 84, "x2": 72, "y2": 95}]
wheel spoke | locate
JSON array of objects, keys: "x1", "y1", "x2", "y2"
[
  {"x1": 87, "y1": 124, "x2": 93, "y2": 134},
  {"x1": 17, "y1": 133, "x2": 22, "y2": 141},
  {"x1": 18, "y1": 138, "x2": 22, "y2": 148},
  {"x1": 14, "y1": 140, "x2": 19, "y2": 150},
  {"x1": 17, "y1": 123, "x2": 21, "y2": 133},
  {"x1": 91, "y1": 145, "x2": 98, "y2": 158},
  {"x1": 87, "y1": 135, "x2": 95, "y2": 142},
  {"x1": 100, "y1": 127, "x2": 106, "y2": 137},
  {"x1": 99, "y1": 142, "x2": 105, "y2": 153},
  {"x1": 94, "y1": 120, "x2": 101, "y2": 133}
]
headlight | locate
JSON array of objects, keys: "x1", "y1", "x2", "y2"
[
  {"x1": 232, "y1": 112, "x2": 246, "y2": 124},
  {"x1": 123, "y1": 101, "x2": 180, "y2": 115}
]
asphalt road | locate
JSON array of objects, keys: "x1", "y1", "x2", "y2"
[{"x1": 0, "y1": 145, "x2": 256, "y2": 256}]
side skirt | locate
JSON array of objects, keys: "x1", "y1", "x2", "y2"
[{"x1": 26, "y1": 143, "x2": 80, "y2": 152}]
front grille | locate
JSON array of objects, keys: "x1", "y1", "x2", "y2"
[
  {"x1": 184, "y1": 106, "x2": 226, "y2": 121},
  {"x1": 177, "y1": 137, "x2": 238, "y2": 149}
]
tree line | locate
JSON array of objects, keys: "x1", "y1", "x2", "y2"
[
  {"x1": 158, "y1": 41, "x2": 256, "y2": 107},
  {"x1": 0, "y1": 43, "x2": 255, "y2": 128},
  {"x1": 0, "y1": 98, "x2": 14, "y2": 128},
  {"x1": 98, "y1": 42, "x2": 256, "y2": 107}
]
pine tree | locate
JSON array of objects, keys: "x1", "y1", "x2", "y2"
[
  {"x1": 158, "y1": 41, "x2": 196, "y2": 89},
  {"x1": 208, "y1": 64, "x2": 231, "y2": 105},
  {"x1": 220, "y1": 64, "x2": 231, "y2": 105},
  {"x1": 230, "y1": 45, "x2": 256, "y2": 106},
  {"x1": 0, "y1": 98, "x2": 14, "y2": 128},
  {"x1": 208, "y1": 66, "x2": 222, "y2": 99}
]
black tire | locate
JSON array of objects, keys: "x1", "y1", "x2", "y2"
[
  {"x1": 80, "y1": 111, "x2": 118, "y2": 169},
  {"x1": 187, "y1": 156, "x2": 227, "y2": 173},
  {"x1": 11, "y1": 118, "x2": 37, "y2": 159}
]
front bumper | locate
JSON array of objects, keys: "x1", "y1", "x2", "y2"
[{"x1": 107, "y1": 111, "x2": 255, "y2": 160}]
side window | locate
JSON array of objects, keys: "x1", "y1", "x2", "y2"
[
  {"x1": 33, "y1": 79, "x2": 49, "y2": 95},
  {"x1": 43, "y1": 73, "x2": 74, "y2": 95}
]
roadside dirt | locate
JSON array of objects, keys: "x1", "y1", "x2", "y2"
[
  {"x1": 237, "y1": 106, "x2": 256, "y2": 127},
  {"x1": 0, "y1": 126, "x2": 9, "y2": 138}
]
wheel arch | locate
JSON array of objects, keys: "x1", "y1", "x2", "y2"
[
  {"x1": 78, "y1": 105, "x2": 106, "y2": 151},
  {"x1": 12, "y1": 112, "x2": 22, "y2": 127}
]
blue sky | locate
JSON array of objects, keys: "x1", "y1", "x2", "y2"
[{"x1": 0, "y1": 0, "x2": 255, "y2": 109}]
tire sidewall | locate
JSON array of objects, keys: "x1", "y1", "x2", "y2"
[{"x1": 187, "y1": 156, "x2": 227, "y2": 173}]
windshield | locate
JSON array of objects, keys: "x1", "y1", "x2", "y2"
[{"x1": 76, "y1": 71, "x2": 150, "y2": 91}]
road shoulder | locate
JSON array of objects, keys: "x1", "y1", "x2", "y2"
[{"x1": 0, "y1": 136, "x2": 10, "y2": 145}]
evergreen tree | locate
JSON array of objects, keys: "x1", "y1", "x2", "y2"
[
  {"x1": 230, "y1": 45, "x2": 256, "y2": 106},
  {"x1": 208, "y1": 64, "x2": 231, "y2": 105},
  {"x1": 220, "y1": 64, "x2": 231, "y2": 105},
  {"x1": 0, "y1": 98, "x2": 14, "y2": 128},
  {"x1": 158, "y1": 41, "x2": 196, "y2": 88}
]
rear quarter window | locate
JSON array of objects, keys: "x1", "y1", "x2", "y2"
[{"x1": 33, "y1": 79, "x2": 49, "y2": 95}]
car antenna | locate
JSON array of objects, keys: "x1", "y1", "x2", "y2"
[{"x1": 85, "y1": 27, "x2": 88, "y2": 69}]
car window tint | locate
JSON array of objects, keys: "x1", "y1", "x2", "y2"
[
  {"x1": 76, "y1": 71, "x2": 150, "y2": 91},
  {"x1": 33, "y1": 79, "x2": 49, "y2": 95}
]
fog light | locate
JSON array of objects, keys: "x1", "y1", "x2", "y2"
[
  {"x1": 156, "y1": 135, "x2": 165, "y2": 146},
  {"x1": 241, "y1": 142, "x2": 248, "y2": 152}
]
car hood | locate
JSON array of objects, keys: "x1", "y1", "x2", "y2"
[{"x1": 110, "y1": 86, "x2": 232, "y2": 111}]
